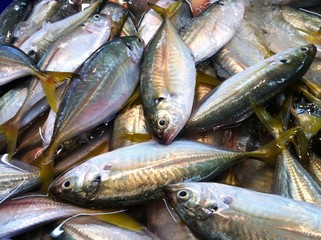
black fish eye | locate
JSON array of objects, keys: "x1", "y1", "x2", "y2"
[
  {"x1": 94, "y1": 14, "x2": 101, "y2": 19},
  {"x1": 159, "y1": 120, "x2": 166, "y2": 126},
  {"x1": 300, "y1": 47, "x2": 308, "y2": 52},
  {"x1": 280, "y1": 59, "x2": 288, "y2": 64},
  {"x1": 177, "y1": 190, "x2": 190, "y2": 201},
  {"x1": 137, "y1": 38, "x2": 143, "y2": 45},
  {"x1": 62, "y1": 180, "x2": 73, "y2": 190}
]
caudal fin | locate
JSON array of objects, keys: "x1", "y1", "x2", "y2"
[
  {"x1": 250, "y1": 127, "x2": 301, "y2": 165},
  {"x1": 148, "y1": 0, "x2": 182, "y2": 18},
  {"x1": 36, "y1": 71, "x2": 76, "y2": 112},
  {"x1": 0, "y1": 119, "x2": 20, "y2": 159}
]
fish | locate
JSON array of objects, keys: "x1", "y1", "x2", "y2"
[
  {"x1": 33, "y1": 36, "x2": 144, "y2": 191},
  {"x1": 257, "y1": 5, "x2": 321, "y2": 59},
  {"x1": 54, "y1": 124, "x2": 112, "y2": 175},
  {"x1": 179, "y1": 0, "x2": 245, "y2": 64},
  {"x1": 17, "y1": 0, "x2": 102, "y2": 61},
  {"x1": 111, "y1": 97, "x2": 150, "y2": 150},
  {"x1": 49, "y1": 127, "x2": 298, "y2": 207},
  {"x1": 13, "y1": 0, "x2": 63, "y2": 47},
  {"x1": 184, "y1": 45, "x2": 316, "y2": 134},
  {"x1": 0, "y1": 0, "x2": 32, "y2": 44},
  {"x1": 165, "y1": 182, "x2": 321, "y2": 239},
  {"x1": 214, "y1": 19, "x2": 273, "y2": 79},
  {"x1": 0, "y1": 195, "x2": 126, "y2": 239},
  {"x1": 140, "y1": 1, "x2": 196, "y2": 145},
  {"x1": 0, "y1": 8, "x2": 112, "y2": 159},
  {"x1": 138, "y1": 0, "x2": 192, "y2": 46},
  {"x1": 0, "y1": 44, "x2": 74, "y2": 87},
  {"x1": 0, "y1": 155, "x2": 40, "y2": 203},
  {"x1": 54, "y1": 216, "x2": 158, "y2": 240}
]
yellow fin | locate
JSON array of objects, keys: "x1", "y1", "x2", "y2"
[
  {"x1": 196, "y1": 70, "x2": 221, "y2": 88},
  {"x1": 122, "y1": 133, "x2": 152, "y2": 143},
  {"x1": 36, "y1": 71, "x2": 76, "y2": 112},
  {"x1": 31, "y1": 145, "x2": 56, "y2": 193},
  {"x1": 250, "y1": 100, "x2": 284, "y2": 138},
  {"x1": 148, "y1": 0, "x2": 182, "y2": 18},
  {"x1": 0, "y1": 120, "x2": 19, "y2": 159},
  {"x1": 303, "y1": 78, "x2": 321, "y2": 99},
  {"x1": 250, "y1": 127, "x2": 301, "y2": 165},
  {"x1": 95, "y1": 211, "x2": 142, "y2": 231}
]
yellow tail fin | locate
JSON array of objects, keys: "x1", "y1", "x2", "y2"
[
  {"x1": 0, "y1": 119, "x2": 20, "y2": 159},
  {"x1": 250, "y1": 127, "x2": 300, "y2": 165},
  {"x1": 36, "y1": 71, "x2": 76, "y2": 112},
  {"x1": 95, "y1": 211, "x2": 142, "y2": 231},
  {"x1": 148, "y1": 0, "x2": 182, "y2": 18}
]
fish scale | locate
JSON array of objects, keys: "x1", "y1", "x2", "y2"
[{"x1": 48, "y1": 135, "x2": 294, "y2": 207}]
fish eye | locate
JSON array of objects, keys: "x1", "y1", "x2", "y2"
[
  {"x1": 279, "y1": 59, "x2": 288, "y2": 64},
  {"x1": 177, "y1": 190, "x2": 190, "y2": 201},
  {"x1": 62, "y1": 180, "x2": 74, "y2": 191},
  {"x1": 93, "y1": 14, "x2": 101, "y2": 19},
  {"x1": 158, "y1": 119, "x2": 168, "y2": 129},
  {"x1": 300, "y1": 47, "x2": 308, "y2": 52},
  {"x1": 137, "y1": 38, "x2": 143, "y2": 45}
]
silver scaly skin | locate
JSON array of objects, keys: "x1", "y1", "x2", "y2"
[
  {"x1": 185, "y1": 45, "x2": 316, "y2": 134},
  {"x1": 141, "y1": 5, "x2": 196, "y2": 145},
  {"x1": 165, "y1": 182, "x2": 321, "y2": 240}
]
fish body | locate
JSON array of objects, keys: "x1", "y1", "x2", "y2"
[
  {"x1": 13, "y1": 0, "x2": 63, "y2": 47},
  {"x1": 49, "y1": 136, "x2": 287, "y2": 207},
  {"x1": 180, "y1": 0, "x2": 245, "y2": 63},
  {"x1": 165, "y1": 182, "x2": 321, "y2": 239},
  {"x1": 214, "y1": 19, "x2": 272, "y2": 79},
  {"x1": 0, "y1": 0, "x2": 31, "y2": 44},
  {"x1": 18, "y1": 0, "x2": 101, "y2": 60},
  {"x1": 0, "y1": 196, "x2": 102, "y2": 239},
  {"x1": 141, "y1": 4, "x2": 196, "y2": 144},
  {"x1": 0, "y1": 10, "x2": 112, "y2": 158},
  {"x1": 274, "y1": 149, "x2": 321, "y2": 204},
  {"x1": 259, "y1": 6, "x2": 321, "y2": 59},
  {"x1": 138, "y1": 0, "x2": 192, "y2": 46},
  {"x1": 185, "y1": 45, "x2": 316, "y2": 134},
  {"x1": 0, "y1": 44, "x2": 45, "y2": 86},
  {"x1": 36, "y1": 36, "x2": 144, "y2": 189},
  {"x1": 58, "y1": 216, "x2": 158, "y2": 240},
  {"x1": 0, "y1": 158, "x2": 40, "y2": 203}
]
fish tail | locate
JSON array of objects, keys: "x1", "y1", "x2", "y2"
[
  {"x1": 250, "y1": 99, "x2": 288, "y2": 138},
  {"x1": 95, "y1": 212, "x2": 142, "y2": 231},
  {"x1": 148, "y1": 0, "x2": 181, "y2": 18},
  {"x1": 0, "y1": 119, "x2": 20, "y2": 159},
  {"x1": 31, "y1": 143, "x2": 57, "y2": 192},
  {"x1": 36, "y1": 71, "x2": 76, "y2": 112},
  {"x1": 250, "y1": 126, "x2": 301, "y2": 165}
]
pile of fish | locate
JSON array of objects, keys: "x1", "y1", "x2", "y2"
[{"x1": 1, "y1": 0, "x2": 321, "y2": 239}]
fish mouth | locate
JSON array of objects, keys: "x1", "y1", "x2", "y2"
[{"x1": 154, "y1": 128, "x2": 179, "y2": 145}]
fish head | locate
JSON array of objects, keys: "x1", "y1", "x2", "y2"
[
  {"x1": 273, "y1": 44, "x2": 316, "y2": 74},
  {"x1": 83, "y1": 12, "x2": 112, "y2": 34},
  {"x1": 165, "y1": 183, "x2": 231, "y2": 223},
  {"x1": 148, "y1": 98, "x2": 184, "y2": 145},
  {"x1": 122, "y1": 36, "x2": 145, "y2": 63},
  {"x1": 50, "y1": 163, "x2": 102, "y2": 205}
]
